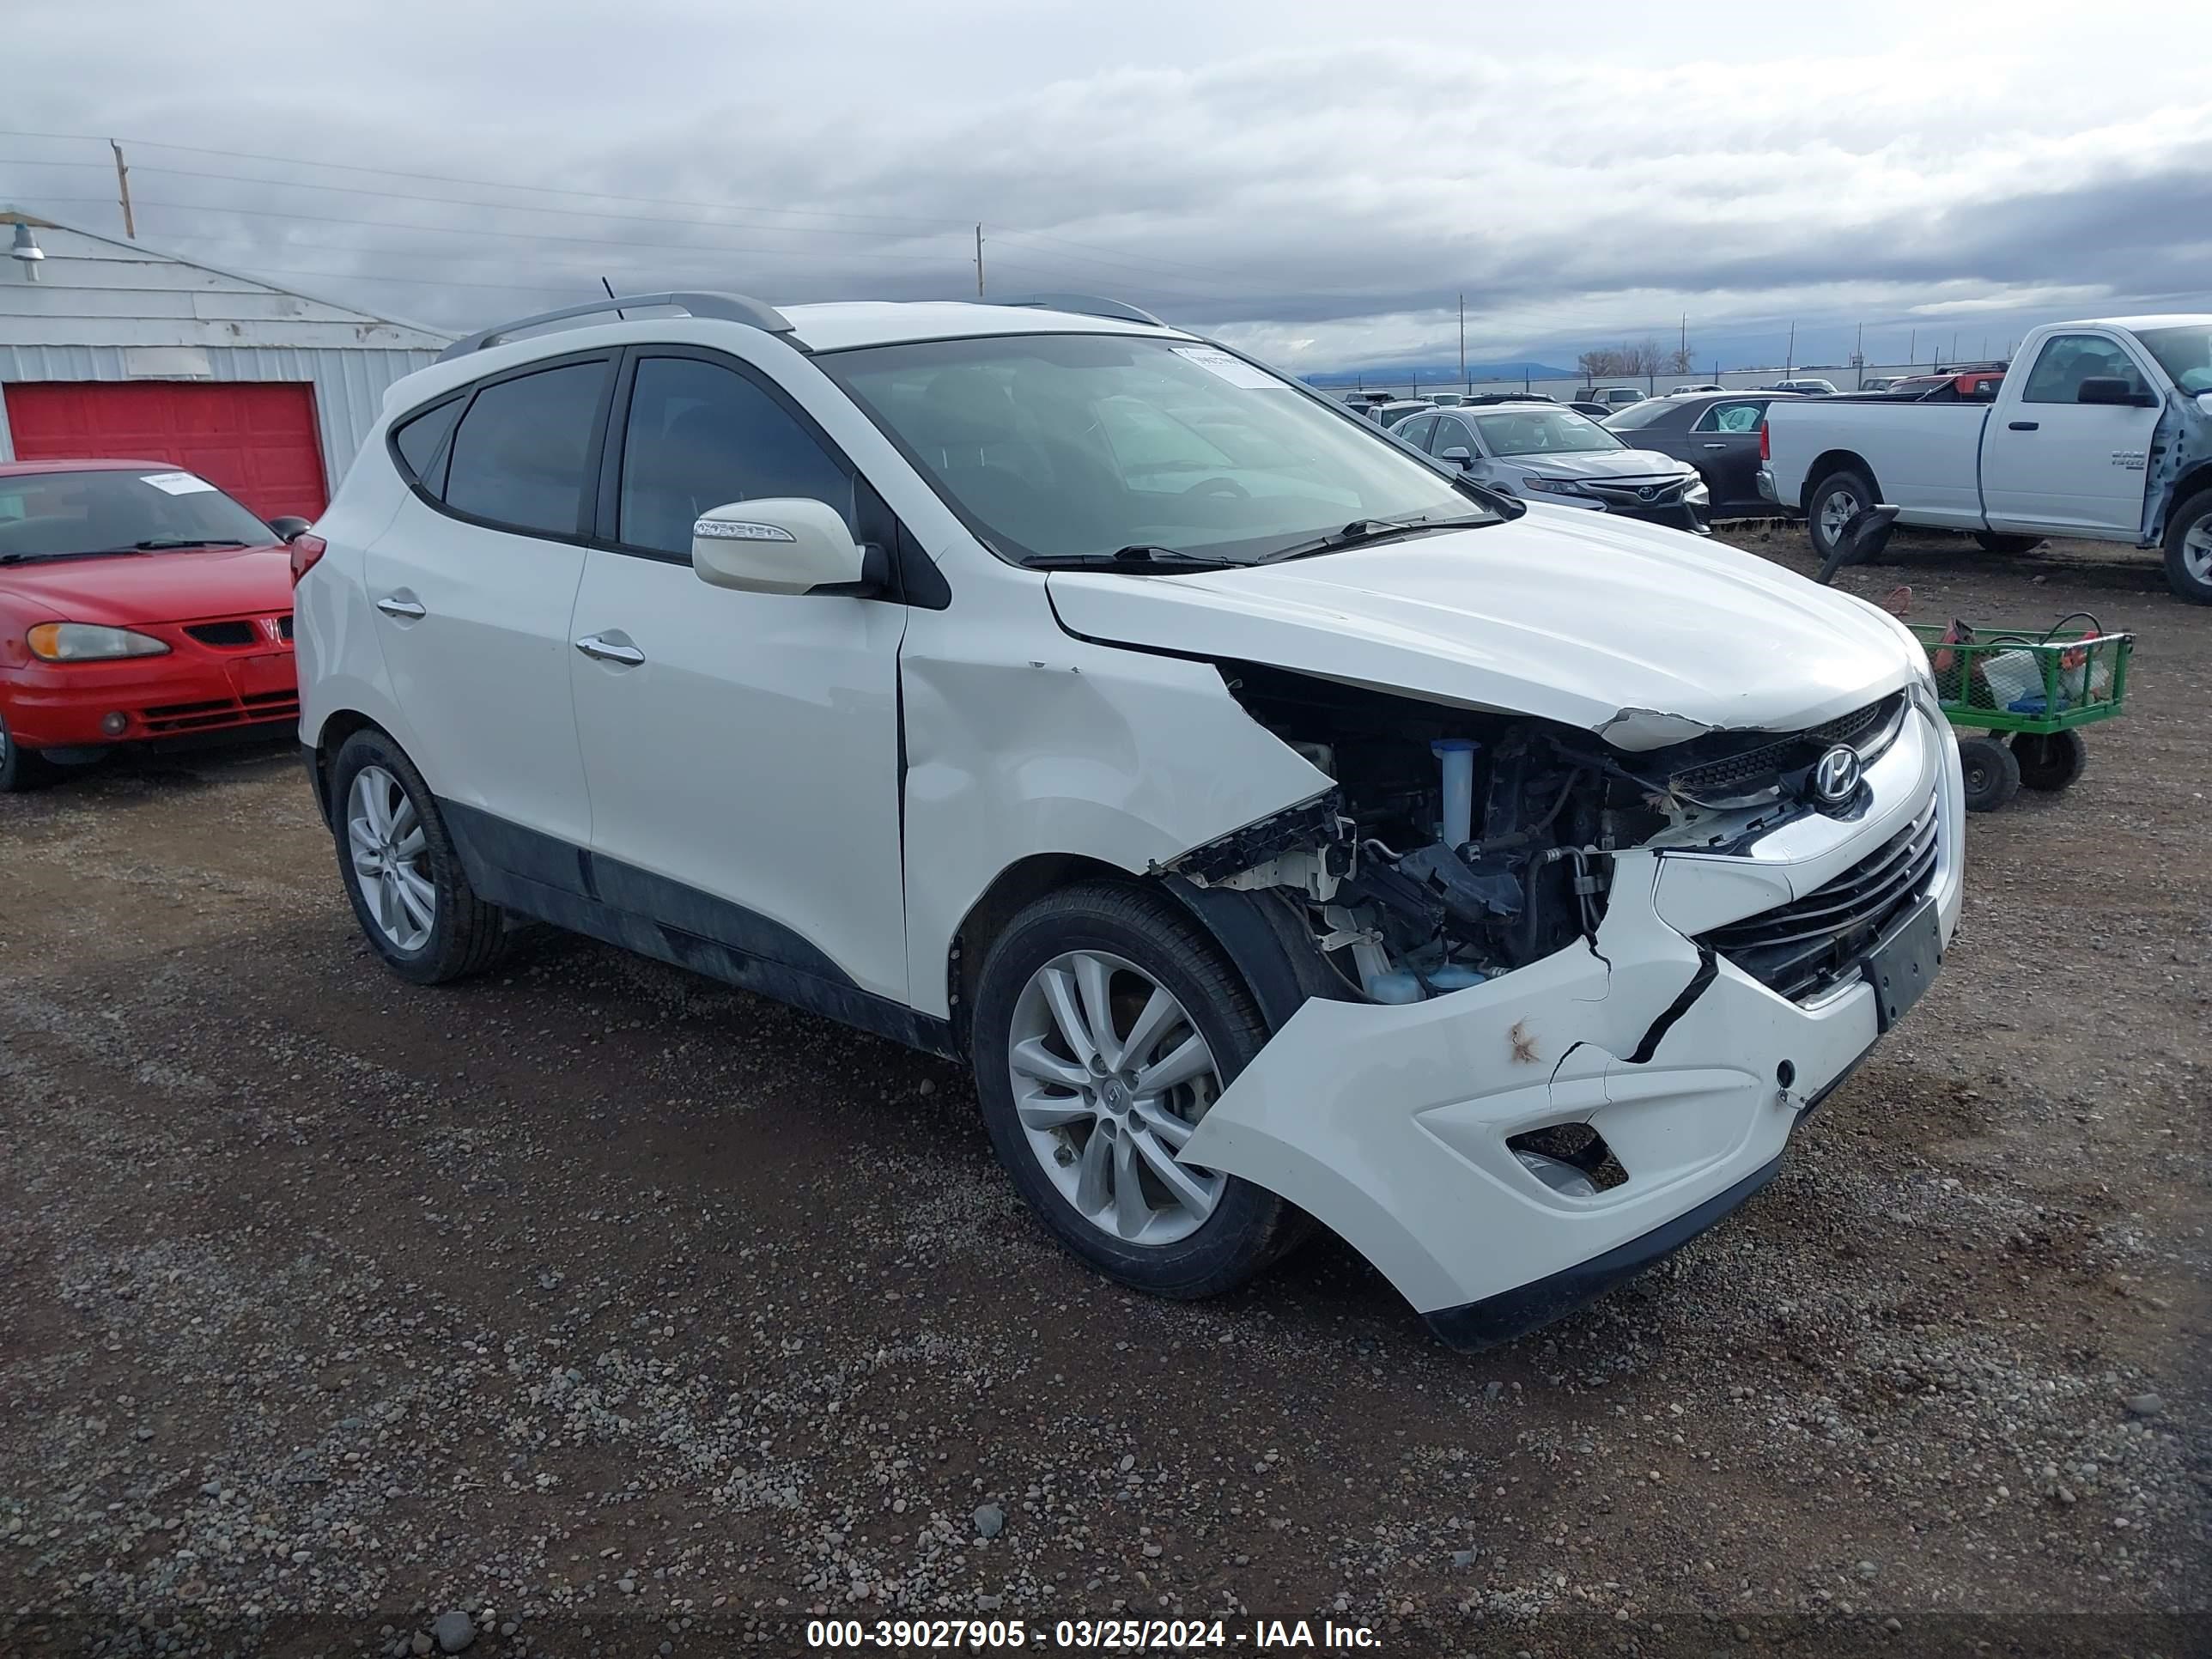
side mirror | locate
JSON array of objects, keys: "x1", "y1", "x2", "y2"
[
  {"x1": 2076, "y1": 376, "x2": 2154, "y2": 407},
  {"x1": 691, "y1": 499, "x2": 878, "y2": 596},
  {"x1": 1439, "y1": 446, "x2": 1473, "y2": 467},
  {"x1": 267, "y1": 515, "x2": 313, "y2": 543}
]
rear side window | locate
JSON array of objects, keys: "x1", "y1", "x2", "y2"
[
  {"x1": 392, "y1": 398, "x2": 462, "y2": 495},
  {"x1": 1695, "y1": 401, "x2": 1766, "y2": 434},
  {"x1": 442, "y1": 360, "x2": 611, "y2": 537},
  {"x1": 616, "y1": 356, "x2": 853, "y2": 556}
]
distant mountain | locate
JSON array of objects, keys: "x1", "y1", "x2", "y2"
[{"x1": 1306, "y1": 359, "x2": 1577, "y2": 387}]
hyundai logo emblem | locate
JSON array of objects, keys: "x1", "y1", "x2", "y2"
[{"x1": 1809, "y1": 744, "x2": 1862, "y2": 806}]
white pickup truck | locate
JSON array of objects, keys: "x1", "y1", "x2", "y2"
[{"x1": 1759, "y1": 316, "x2": 2212, "y2": 602}]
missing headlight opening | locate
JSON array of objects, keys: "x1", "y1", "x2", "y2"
[{"x1": 1165, "y1": 665, "x2": 1911, "y2": 1007}]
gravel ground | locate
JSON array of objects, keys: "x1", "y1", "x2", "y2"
[{"x1": 2, "y1": 527, "x2": 2205, "y2": 1658}]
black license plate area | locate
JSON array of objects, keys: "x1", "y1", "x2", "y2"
[{"x1": 1865, "y1": 896, "x2": 1942, "y2": 1031}]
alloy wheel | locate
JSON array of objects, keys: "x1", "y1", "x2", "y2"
[
  {"x1": 2185, "y1": 517, "x2": 2212, "y2": 585},
  {"x1": 1006, "y1": 950, "x2": 1227, "y2": 1246},
  {"x1": 1818, "y1": 484, "x2": 1862, "y2": 546},
  {"x1": 347, "y1": 764, "x2": 435, "y2": 951}
]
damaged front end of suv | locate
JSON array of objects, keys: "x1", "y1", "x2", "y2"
[{"x1": 1151, "y1": 660, "x2": 1964, "y2": 1348}]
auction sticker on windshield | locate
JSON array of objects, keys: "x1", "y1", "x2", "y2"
[
  {"x1": 1172, "y1": 346, "x2": 1285, "y2": 390},
  {"x1": 140, "y1": 472, "x2": 217, "y2": 495}
]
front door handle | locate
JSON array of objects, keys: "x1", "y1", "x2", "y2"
[
  {"x1": 374, "y1": 593, "x2": 426, "y2": 620},
  {"x1": 574, "y1": 632, "x2": 646, "y2": 667},
  {"x1": 2008, "y1": 421, "x2": 2039, "y2": 431}
]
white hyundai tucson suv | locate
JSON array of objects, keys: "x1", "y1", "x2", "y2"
[{"x1": 295, "y1": 291, "x2": 1965, "y2": 1348}]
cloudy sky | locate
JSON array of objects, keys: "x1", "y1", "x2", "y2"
[{"x1": 4, "y1": 0, "x2": 2209, "y2": 376}]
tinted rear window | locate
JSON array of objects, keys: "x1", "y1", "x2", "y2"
[
  {"x1": 442, "y1": 360, "x2": 611, "y2": 537},
  {"x1": 392, "y1": 398, "x2": 462, "y2": 495}
]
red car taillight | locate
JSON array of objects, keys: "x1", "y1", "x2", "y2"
[
  {"x1": 1758, "y1": 421, "x2": 1771, "y2": 462},
  {"x1": 289, "y1": 533, "x2": 328, "y2": 586}
]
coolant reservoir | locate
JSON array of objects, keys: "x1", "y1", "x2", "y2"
[{"x1": 1365, "y1": 971, "x2": 1426, "y2": 1004}]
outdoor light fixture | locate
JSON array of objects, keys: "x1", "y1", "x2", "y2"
[{"x1": 9, "y1": 221, "x2": 44, "y2": 280}]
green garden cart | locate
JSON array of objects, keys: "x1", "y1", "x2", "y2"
[{"x1": 1915, "y1": 612, "x2": 2134, "y2": 811}]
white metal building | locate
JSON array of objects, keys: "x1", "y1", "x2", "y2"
[{"x1": 0, "y1": 210, "x2": 449, "y2": 520}]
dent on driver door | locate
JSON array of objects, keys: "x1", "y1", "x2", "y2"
[{"x1": 567, "y1": 351, "x2": 914, "y2": 1002}]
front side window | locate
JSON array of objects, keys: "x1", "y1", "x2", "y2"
[
  {"x1": 2021, "y1": 334, "x2": 2145, "y2": 405},
  {"x1": 442, "y1": 359, "x2": 611, "y2": 537},
  {"x1": 617, "y1": 356, "x2": 853, "y2": 556},
  {"x1": 1430, "y1": 417, "x2": 1475, "y2": 457},
  {"x1": 1470, "y1": 408, "x2": 1625, "y2": 458},
  {"x1": 818, "y1": 334, "x2": 1489, "y2": 565},
  {"x1": 0, "y1": 469, "x2": 273, "y2": 562}
]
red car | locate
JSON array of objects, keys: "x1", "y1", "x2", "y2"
[{"x1": 0, "y1": 459, "x2": 315, "y2": 791}]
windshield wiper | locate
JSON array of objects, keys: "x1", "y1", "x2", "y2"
[
  {"x1": 1256, "y1": 512, "x2": 1498, "y2": 565},
  {"x1": 119, "y1": 538, "x2": 252, "y2": 551},
  {"x1": 1024, "y1": 544, "x2": 1242, "y2": 572}
]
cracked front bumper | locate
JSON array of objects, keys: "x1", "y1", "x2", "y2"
[{"x1": 1179, "y1": 695, "x2": 1965, "y2": 1348}]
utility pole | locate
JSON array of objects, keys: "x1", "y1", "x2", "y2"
[
  {"x1": 975, "y1": 224, "x2": 984, "y2": 299},
  {"x1": 1908, "y1": 328, "x2": 1916, "y2": 367},
  {"x1": 1680, "y1": 312, "x2": 1687, "y2": 368},
  {"x1": 1458, "y1": 293, "x2": 1466, "y2": 392},
  {"x1": 1785, "y1": 321, "x2": 1795, "y2": 376},
  {"x1": 110, "y1": 139, "x2": 136, "y2": 239}
]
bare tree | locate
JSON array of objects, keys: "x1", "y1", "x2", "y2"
[{"x1": 1579, "y1": 338, "x2": 1670, "y2": 380}]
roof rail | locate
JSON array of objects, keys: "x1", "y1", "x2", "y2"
[
  {"x1": 438, "y1": 290, "x2": 797, "y2": 362},
  {"x1": 1001, "y1": 294, "x2": 1167, "y2": 328}
]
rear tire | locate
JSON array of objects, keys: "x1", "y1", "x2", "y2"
[
  {"x1": 2011, "y1": 729, "x2": 2088, "y2": 792},
  {"x1": 0, "y1": 713, "x2": 60, "y2": 793},
  {"x1": 1808, "y1": 468, "x2": 1884, "y2": 567},
  {"x1": 971, "y1": 882, "x2": 1306, "y2": 1299},
  {"x1": 1957, "y1": 735, "x2": 2021, "y2": 813},
  {"x1": 2162, "y1": 488, "x2": 2212, "y2": 605},
  {"x1": 1974, "y1": 532, "x2": 2044, "y2": 556},
  {"x1": 329, "y1": 728, "x2": 508, "y2": 984}
]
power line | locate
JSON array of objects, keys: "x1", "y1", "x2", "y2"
[{"x1": 0, "y1": 129, "x2": 968, "y2": 231}]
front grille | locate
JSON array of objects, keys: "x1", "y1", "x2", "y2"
[
  {"x1": 182, "y1": 613, "x2": 293, "y2": 649},
  {"x1": 186, "y1": 620, "x2": 258, "y2": 647},
  {"x1": 138, "y1": 692, "x2": 300, "y2": 735},
  {"x1": 1584, "y1": 477, "x2": 1686, "y2": 507},
  {"x1": 1668, "y1": 692, "x2": 1905, "y2": 802},
  {"x1": 1700, "y1": 801, "x2": 1937, "y2": 1001}
]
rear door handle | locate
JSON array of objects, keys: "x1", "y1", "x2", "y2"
[
  {"x1": 1700, "y1": 442, "x2": 1728, "y2": 449},
  {"x1": 374, "y1": 593, "x2": 426, "y2": 620},
  {"x1": 2008, "y1": 421, "x2": 2039, "y2": 431},
  {"x1": 574, "y1": 631, "x2": 645, "y2": 667}
]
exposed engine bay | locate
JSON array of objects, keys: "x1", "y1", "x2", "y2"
[{"x1": 1165, "y1": 661, "x2": 1909, "y2": 1006}]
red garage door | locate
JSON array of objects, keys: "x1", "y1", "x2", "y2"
[{"x1": 4, "y1": 381, "x2": 328, "y2": 521}]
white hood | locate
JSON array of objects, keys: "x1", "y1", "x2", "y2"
[{"x1": 1047, "y1": 507, "x2": 1919, "y2": 750}]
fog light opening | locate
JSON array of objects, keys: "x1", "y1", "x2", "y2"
[
  {"x1": 100, "y1": 711, "x2": 129, "y2": 737},
  {"x1": 1508, "y1": 1124, "x2": 1628, "y2": 1193}
]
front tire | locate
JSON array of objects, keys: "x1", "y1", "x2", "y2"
[
  {"x1": 1808, "y1": 468, "x2": 1884, "y2": 567},
  {"x1": 0, "y1": 713, "x2": 59, "y2": 793},
  {"x1": 2163, "y1": 488, "x2": 2212, "y2": 605},
  {"x1": 1957, "y1": 734, "x2": 2021, "y2": 812},
  {"x1": 329, "y1": 728, "x2": 507, "y2": 984},
  {"x1": 971, "y1": 883, "x2": 1305, "y2": 1298}
]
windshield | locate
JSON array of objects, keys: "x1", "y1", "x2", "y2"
[
  {"x1": 1471, "y1": 408, "x2": 1626, "y2": 457},
  {"x1": 2136, "y1": 325, "x2": 2212, "y2": 395},
  {"x1": 817, "y1": 334, "x2": 1491, "y2": 564},
  {"x1": 0, "y1": 469, "x2": 273, "y2": 562}
]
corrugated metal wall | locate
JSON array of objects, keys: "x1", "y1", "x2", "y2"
[{"x1": 0, "y1": 343, "x2": 441, "y2": 489}]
